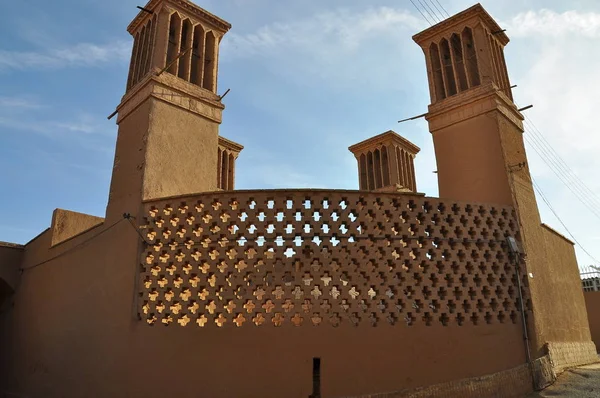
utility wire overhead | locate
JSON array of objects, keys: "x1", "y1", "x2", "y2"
[
  {"x1": 530, "y1": 177, "x2": 600, "y2": 265},
  {"x1": 433, "y1": 0, "x2": 451, "y2": 18},
  {"x1": 20, "y1": 218, "x2": 126, "y2": 271},
  {"x1": 523, "y1": 122, "x2": 600, "y2": 207},
  {"x1": 428, "y1": 0, "x2": 448, "y2": 19},
  {"x1": 409, "y1": 0, "x2": 433, "y2": 25},
  {"x1": 524, "y1": 117, "x2": 600, "y2": 207},
  {"x1": 515, "y1": 108, "x2": 600, "y2": 220},
  {"x1": 461, "y1": 34, "x2": 600, "y2": 219},
  {"x1": 406, "y1": 0, "x2": 598, "y2": 262},
  {"x1": 525, "y1": 135, "x2": 600, "y2": 222},
  {"x1": 523, "y1": 133, "x2": 600, "y2": 220},
  {"x1": 418, "y1": 0, "x2": 442, "y2": 23}
]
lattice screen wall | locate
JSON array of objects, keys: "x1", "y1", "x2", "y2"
[{"x1": 139, "y1": 191, "x2": 527, "y2": 328}]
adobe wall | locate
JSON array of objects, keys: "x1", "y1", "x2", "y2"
[
  {"x1": 537, "y1": 225, "x2": 591, "y2": 342},
  {"x1": 539, "y1": 226, "x2": 597, "y2": 371},
  {"x1": 495, "y1": 111, "x2": 597, "y2": 369},
  {"x1": 50, "y1": 209, "x2": 104, "y2": 247},
  {"x1": 429, "y1": 101, "x2": 514, "y2": 206},
  {"x1": 142, "y1": 97, "x2": 220, "y2": 201},
  {"x1": 0, "y1": 191, "x2": 531, "y2": 398},
  {"x1": 106, "y1": 87, "x2": 221, "y2": 222},
  {"x1": 106, "y1": 100, "x2": 152, "y2": 222},
  {"x1": 512, "y1": 175, "x2": 596, "y2": 367},
  {"x1": 584, "y1": 292, "x2": 600, "y2": 354}
]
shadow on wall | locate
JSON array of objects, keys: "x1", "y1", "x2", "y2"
[
  {"x1": 0, "y1": 242, "x2": 23, "y2": 308},
  {"x1": 0, "y1": 279, "x2": 13, "y2": 309},
  {"x1": 584, "y1": 291, "x2": 600, "y2": 353}
]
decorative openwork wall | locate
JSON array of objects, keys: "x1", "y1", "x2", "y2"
[{"x1": 139, "y1": 190, "x2": 525, "y2": 328}]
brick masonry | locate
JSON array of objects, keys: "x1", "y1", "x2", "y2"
[{"x1": 547, "y1": 341, "x2": 598, "y2": 373}]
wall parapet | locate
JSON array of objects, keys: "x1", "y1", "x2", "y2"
[{"x1": 138, "y1": 190, "x2": 526, "y2": 329}]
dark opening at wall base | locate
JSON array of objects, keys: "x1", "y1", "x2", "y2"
[{"x1": 310, "y1": 357, "x2": 321, "y2": 398}]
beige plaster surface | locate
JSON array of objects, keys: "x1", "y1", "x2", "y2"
[
  {"x1": 106, "y1": 100, "x2": 152, "y2": 222},
  {"x1": 414, "y1": 0, "x2": 595, "y2": 369},
  {"x1": 430, "y1": 112, "x2": 514, "y2": 205},
  {"x1": 0, "y1": 198, "x2": 528, "y2": 397},
  {"x1": 50, "y1": 209, "x2": 104, "y2": 247},
  {"x1": 142, "y1": 98, "x2": 219, "y2": 201},
  {"x1": 0, "y1": 1, "x2": 596, "y2": 397}
]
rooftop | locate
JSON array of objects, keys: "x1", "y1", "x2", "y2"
[
  {"x1": 128, "y1": 0, "x2": 232, "y2": 34},
  {"x1": 348, "y1": 130, "x2": 421, "y2": 155},
  {"x1": 412, "y1": 3, "x2": 509, "y2": 46}
]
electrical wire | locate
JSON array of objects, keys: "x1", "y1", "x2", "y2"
[
  {"x1": 418, "y1": 0, "x2": 442, "y2": 23},
  {"x1": 524, "y1": 117, "x2": 600, "y2": 208},
  {"x1": 409, "y1": 0, "x2": 433, "y2": 25},
  {"x1": 460, "y1": 24, "x2": 600, "y2": 214},
  {"x1": 427, "y1": 0, "x2": 447, "y2": 19},
  {"x1": 516, "y1": 110, "x2": 600, "y2": 220},
  {"x1": 433, "y1": 0, "x2": 451, "y2": 18},
  {"x1": 456, "y1": 24, "x2": 600, "y2": 220},
  {"x1": 465, "y1": 40, "x2": 600, "y2": 266},
  {"x1": 530, "y1": 177, "x2": 600, "y2": 265},
  {"x1": 524, "y1": 138, "x2": 600, "y2": 219},
  {"x1": 20, "y1": 218, "x2": 126, "y2": 272},
  {"x1": 524, "y1": 122, "x2": 596, "y2": 207},
  {"x1": 126, "y1": 216, "x2": 150, "y2": 244},
  {"x1": 406, "y1": 0, "x2": 598, "y2": 264},
  {"x1": 524, "y1": 135, "x2": 600, "y2": 221}
]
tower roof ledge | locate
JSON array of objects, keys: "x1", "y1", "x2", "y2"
[
  {"x1": 128, "y1": 0, "x2": 232, "y2": 34},
  {"x1": 412, "y1": 3, "x2": 509, "y2": 46},
  {"x1": 348, "y1": 130, "x2": 420, "y2": 155},
  {"x1": 218, "y1": 136, "x2": 244, "y2": 153}
]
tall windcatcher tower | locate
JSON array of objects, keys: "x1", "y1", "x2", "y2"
[
  {"x1": 413, "y1": 4, "x2": 524, "y2": 206},
  {"x1": 106, "y1": 0, "x2": 233, "y2": 220},
  {"x1": 414, "y1": 4, "x2": 597, "y2": 364}
]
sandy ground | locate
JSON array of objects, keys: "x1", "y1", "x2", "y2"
[{"x1": 527, "y1": 362, "x2": 600, "y2": 397}]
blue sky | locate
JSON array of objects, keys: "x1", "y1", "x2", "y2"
[{"x1": 1, "y1": 0, "x2": 599, "y2": 268}]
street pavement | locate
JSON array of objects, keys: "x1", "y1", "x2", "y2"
[{"x1": 527, "y1": 362, "x2": 600, "y2": 397}]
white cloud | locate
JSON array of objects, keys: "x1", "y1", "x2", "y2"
[
  {"x1": 0, "y1": 41, "x2": 131, "y2": 71},
  {"x1": 506, "y1": 9, "x2": 600, "y2": 37},
  {"x1": 236, "y1": 147, "x2": 324, "y2": 189},
  {"x1": 219, "y1": 5, "x2": 431, "y2": 98},
  {"x1": 222, "y1": 7, "x2": 425, "y2": 59},
  {"x1": 0, "y1": 95, "x2": 44, "y2": 109},
  {"x1": 503, "y1": 9, "x2": 600, "y2": 265},
  {"x1": 0, "y1": 115, "x2": 107, "y2": 137},
  {"x1": 0, "y1": 111, "x2": 115, "y2": 155}
]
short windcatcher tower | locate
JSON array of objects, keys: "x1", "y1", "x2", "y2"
[{"x1": 349, "y1": 130, "x2": 420, "y2": 192}]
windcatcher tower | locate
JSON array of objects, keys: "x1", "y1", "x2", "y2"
[
  {"x1": 413, "y1": 4, "x2": 522, "y2": 205},
  {"x1": 413, "y1": 4, "x2": 597, "y2": 365},
  {"x1": 217, "y1": 136, "x2": 243, "y2": 191},
  {"x1": 348, "y1": 130, "x2": 420, "y2": 193},
  {"x1": 106, "y1": 0, "x2": 233, "y2": 220}
]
